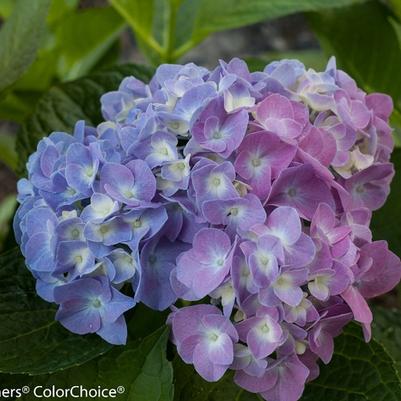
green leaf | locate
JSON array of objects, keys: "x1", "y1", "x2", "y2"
[
  {"x1": 390, "y1": 109, "x2": 401, "y2": 147},
  {"x1": 13, "y1": 49, "x2": 59, "y2": 92},
  {"x1": 172, "y1": 0, "x2": 366, "y2": 59},
  {"x1": 55, "y1": 6, "x2": 126, "y2": 81},
  {"x1": 301, "y1": 323, "x2": 401, "y2": 401},
  {"x1": 1, "y1": 326, "x2": 173, "y2": 401},
  {"x1": 0, "y1": 248, "x2": 113, "y2": 375},
  {"x1": 0, "y1": 2, "x2": 124, "y2": 123},
  {"x1": 308, "y1": 1, "x2": 401, "y2": 143},
  {"x1": 108, "y1": 0, "x2": 160, "y2": 51},
  {"x1": 372, "y1": 306, "x2": 401, "y2": 374},
  {"x1": 0, "y1": 0, "x2": 78, "y2": 24},
  {"x1": 127, "y1": 303, "x2": 169, "y2": 342},
  {"x1": 110, "y1": 0, "x2": 364, "y2": 63},
  {"x1": 47, "y1": 0, "x2": 78, "y2": 26},
  {"x1": 109, "y1": 0, "x2": 178, "y2": 64},
  {"x1": 5, "y1": 0, "x2": 79, "y2": 93},
  {"x1": 387, "y1": 0, "x2": 401, "y2": 22},
  {"x1": 92, "y1": 39, "x2": 121, "y2": 72},
  {"x1": 0, "y1": 195, "x2": 16, "y2": 252},
  {"x1": 173, "y1": 358, "x2": 261, "y2": 401},
  {"x1": 103, "y1": 326, "x2": 173, "y2": 401},
  {"x1": 0, "y1": 133, "x2": 17, "y2": 171},
  {"x1": 173, "y1": 322, "x2": 401, "y2": 401},
  {"x1": 13, "y1": 5, "x2": 124, "y2": 90},
  {"x1": 371, "y1": 149, "x2": 401, "y2": 257},
  {"x1": 0, "y1": 0, "x2": 14, "y2": 18},
  {"x1": 16, "y1": 63, "x2": 154, "y2": 176},
  {"x1": 0, "y1": 90, "x2": 42, "y2": 123},
  {"x1": 0, "y1": 0, "x2": 51, "y2": 92},
  {"x1": 245, "y1": 50, "x2": 327, "y2": 73}
]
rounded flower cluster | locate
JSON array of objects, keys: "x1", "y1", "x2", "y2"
[{"x1": 15, "y1": 57, "x2": 401, "y2": 401}]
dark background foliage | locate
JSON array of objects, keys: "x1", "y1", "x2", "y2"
[{"x1": 1, "y1": 0, "x2": 401, "y2": 400}]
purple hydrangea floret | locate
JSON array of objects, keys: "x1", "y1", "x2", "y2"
[{"x1": 15, "y1": 57, "x2": 401, "y2": 400}]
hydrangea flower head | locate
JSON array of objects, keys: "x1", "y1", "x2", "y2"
[{"x1": 15, "y1": 57, "x2": 401, "y2": 400}]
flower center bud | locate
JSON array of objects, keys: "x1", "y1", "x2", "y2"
[
  {"x1": 100, "y1": 225, "x2": 109, "y2": 235},
  {"x1": 169, "y1": 121, "x2": 180, "y2": 130},
  {"x1": 355, "y1": 184, "x2": 365, "y2": 194},
  {"x1": 234, "y1": 181, "x2": 248, "y2": 196},
  {"x1": 122, "y1": 255, "x2": 134, "y2": 266},
  {"x1": 176, "y1": 162, "x2": 186, "y2": 171},
  {"x1": 133, "y1": 219, "x2": 142, "y2": 228},
  {"x1": 71, "y1": 228, "x2": 80, "y2": 239},
  {"x1": 251, "y1": 158, "x2": 261, "y2": 167},
  {"x1": 275, "y1": 276, "x2": 289, "y2": 287},
  {"x1": 208, "y1": 331, "x2": 220, "y2": 342},
  {"x1": 92, "y1": 298, "x2": 102, "y2": 308},
  {"x1": 123, "y1": 189, "x2": 135, "y2": 199},
  {"x1": 98, "y1": 206, "x2": 111, "y2": 216},
  {"x1": 229, "y1": 207, "x2": 239, "y2": 216},
  {"x1": 295, "y1": 341, "x2": 306, "y2": 355},
  {"x1": 66, "y1": 187, "x2": 77, "y2": 196},
  {"x1": 234, "y1": 310, "x2": 245, "y2": 322},
  {"x1": 314, "y1": 275, "x2": 329, "y2": 286},
  {"x1": 85, "y1": 166, "x2": 94, "y2": 177},
  {"x1": 212, "y1": 177, "x2": 221, "y2": 186},
  {"x1": 287, "y1": 187, "x2": 297, "y2": 197}
]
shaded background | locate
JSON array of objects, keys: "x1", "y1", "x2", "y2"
[
  {"x1": 0, "y1": 1, "x2": 317, "y2": 201},
  {"x1": 0, "y1": 0, "x2": 400, "y2": 305},
  {"x1": 1, "y1": 2, "x2": 401, "y2": 399}
]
